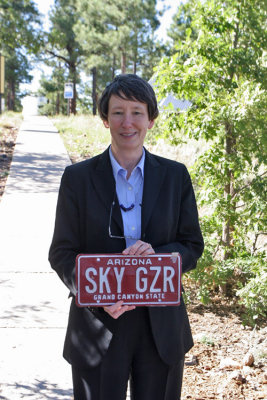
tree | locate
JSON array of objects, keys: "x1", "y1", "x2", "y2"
[
  {"x1": 74, "y1": 0, "x2": 116, "y2": 114},
  {"x1": 38, "y1": 61, "x2": 67, "y2": 115},
  {"x1": 5, "y1": 50, "x2": 32, "y2": 110},
  {"x1": 44, "y1": 0, "x2": 85, "y2": 114},
  {"x1": 75, "y1": 0, "x2": 163, "y2": 112},
  {"x1": 114, "y1": 0, "x2": 160, "y2": 77},
  {"x1": 156, "y1": 0, "x2": 267, "y2": 323},
  {"x1": 167, "y1": 0, "x2": 198, "y2": 48},
  {"x1": 0, "y1": 0, "x2": 42, "y2": 110},
  {"x1": 0, "y1": 0, "x2": 41, "y2": 52}
]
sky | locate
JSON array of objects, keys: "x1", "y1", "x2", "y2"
[
  {"x1": 24, "y1": 0, "x2": 181, "y2": 93},
  {"x1": 156, "y1": 0, "x2": 181, "y2": 40}
]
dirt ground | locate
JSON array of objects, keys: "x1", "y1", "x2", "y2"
[
  {"x1": 0, "y1": 121, "x2": 266, "y2": 400},
  {"x1": 183, "y1": 300, "x2": 266, "y2": 399},
  {"x1": 0, "y1": 118, "x2": 19, "y2": 199}
]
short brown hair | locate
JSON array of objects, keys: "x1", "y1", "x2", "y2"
[{"x1": 98, "y1": 74, "x2": 159, "y2": 121}]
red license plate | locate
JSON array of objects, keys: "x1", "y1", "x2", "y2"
[{"x1": 76, "y1": 253, "x2": 181, "y2": 307}]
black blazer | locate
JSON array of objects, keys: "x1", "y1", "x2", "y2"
[{"x1": 49, "y1": 147, "x2": 204, "y2": 368}]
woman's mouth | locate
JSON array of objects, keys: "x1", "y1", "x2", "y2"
[{"x1": 120, "y1": 132, "x2": 137, "y2": 138}]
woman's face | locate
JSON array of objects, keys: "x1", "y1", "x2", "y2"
[{"x1": 103, "y1": 95, "x2": 154, "y2": 157}]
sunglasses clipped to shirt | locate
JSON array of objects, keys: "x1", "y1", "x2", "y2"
[{"x1": 108, "y1": 200, "x2": 141, "y2": 241}]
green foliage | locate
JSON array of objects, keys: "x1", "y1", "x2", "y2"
[
  {"x1": 200, "y1": 335, "x2": 215, "y2": 346},
  {"x1": 155, "y1": 0, "x2": 267, "y2": 325},
  {"x1": 40, "y1": 0, "x2": 164, "y2": 114},
  {"x1": 74, "y1": 0, "x2": 164, "y2": 90},
  {"x1": 236, "y1": 254, "x2": 267, "y2": 325},
  {"x1": 167, "y1": 0, "x2": 199, "y2": 49},
  {"x1": 0, "y1": 0, "x2": 42, "y2": 110},
  {"x1": 0, "y1": 0, "x2": 42, "y2": 53},
  {"x1": 42, "y1": 0, "x2": 85, "y2": 114},
  {"x1": 38, "y1": 61, "x2": 67, "y2": 115}
]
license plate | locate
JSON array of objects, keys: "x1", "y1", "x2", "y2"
[{"x1": 76, "y1": 253, "x2": 181, "y2": 307}]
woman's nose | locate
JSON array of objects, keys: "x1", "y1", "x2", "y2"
[{"x1": 121, "y1": 113, "x2": 133, "y2": 128}]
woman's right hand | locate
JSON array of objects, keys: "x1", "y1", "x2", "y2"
[{"x1": 103, "y1": 300, "x2": 136, "y2": 319}]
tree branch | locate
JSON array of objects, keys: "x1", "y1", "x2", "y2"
[
  {"x1": 46, "y1": 49, "x2": 70, "y2": 65},
  {"x1": 232, "y1": 171, "x2": 267, "y2": 200},
  {"x1": 253, "y1": 231, "x2": 267, "y2": 253}
]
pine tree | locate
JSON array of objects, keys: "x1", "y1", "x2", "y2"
[
  {"x1": 45, "y1": 0, "x2": 85, "y2": 114},
  {"x1": 0, "y1": 0, "x2": 42, "y2": 110},
  {"x1": 75, "y1": 0, "x2": 163, "y2": 112}
]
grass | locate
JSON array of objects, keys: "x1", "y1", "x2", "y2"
[
  {"x1": 0, "y1": 111, "x2": 23, "y2": 147},
  {"x1": 0, "y1": 111, "x2": 23, "y2": 132},
  {"x1": 51, "y1": 114, "x2": 110, "y2": 162},
  {"x1": 200, "y1": 335, "x2": 216, "y2": 346}
]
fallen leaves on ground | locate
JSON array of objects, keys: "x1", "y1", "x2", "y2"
[{"x1": 183, "y1": 300, "x2": 266, "y2": 400}]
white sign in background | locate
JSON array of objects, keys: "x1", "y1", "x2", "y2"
[{"x1": 64, "y1": 83, "x2": 74, "y2": 99}]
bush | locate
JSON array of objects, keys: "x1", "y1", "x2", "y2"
[{"x1": 236, "y1": 253, "x2": 267, "y2": 325}]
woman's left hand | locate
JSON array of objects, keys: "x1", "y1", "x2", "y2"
[{"x1": 122, "y1": 240, "x2": 155, "y2": 256}]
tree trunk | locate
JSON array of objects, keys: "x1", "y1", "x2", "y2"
[
  {"x1": 133, "y1": 61, "x2": 137, "y2": 74},
  {"x1": 222, "y1": 123, "x2": 236, "y2": 260},
  {"x1": 56, "y1": 92, "x2": 60, "y2": 114},
  {"x1": 222, "y1": 20, "x2": 239, "y2": 262},
  {"x1": 220, "y1": 122, "x2": 236, "y2": 295},
  {"x1": 112, "y1": 55, "x2": 116, "y2": 79},
  {"x1": 121, "y1": 52, "x2": 126, "y2": 74},
  {"x1": 7, "y1": 80, "x2": 15, "y2": 111},
  {"x1": 69, "y1": 63, "x2": 77, "y2": 115},
  {"x1": 92, "y1": 67, "x2": 97, "y2": 116},
  {"x1": 70, "y1": 82, "x2": 76, "y2": 115}
]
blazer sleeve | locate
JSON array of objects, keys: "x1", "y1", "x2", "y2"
[
  {"x1": 154, "y1": 165, "x2": 204, "y2": 274},
  {"x1": 48, "y1": 166, "x2": 81, "y2": 296}
]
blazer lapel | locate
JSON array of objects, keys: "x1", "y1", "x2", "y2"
[
  {"x1": 90, "y1": 148, "x2": 166, "y2": 240},
  {"x1": 142, "y1": 150, "x2": 167, "y2": 236},
  {"x1": 91, "y1": 148, "x2": 123, "y2": 234}
]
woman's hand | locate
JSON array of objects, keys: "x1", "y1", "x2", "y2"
[
  {"x1": 103, "y1": 241, "x2": 154, "y2": 318},
  {"x1": 103, "y1": 301, "x2": 135, "y2": 319},
  {"x1": 122, "y1": 240, "x2": 155, "y2": 256}
]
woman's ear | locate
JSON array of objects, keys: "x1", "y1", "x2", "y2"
[
  {"x1": 103, "y1": 120, "x2": 110, "y2": 128},
  {"x1": 148, "y1": 120, "x2": 155, "y2": 129}
]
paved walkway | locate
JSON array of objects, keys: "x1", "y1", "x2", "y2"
[{"x1": 0, "y1": 113, "x2": 73, "y2": 399}]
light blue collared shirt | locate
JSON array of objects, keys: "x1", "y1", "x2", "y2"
[{"x1": 109, "y1": 147, "x2": 145, "y2": 248}]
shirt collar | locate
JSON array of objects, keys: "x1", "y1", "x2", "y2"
[{"x1": 109, "y1": 146, "x2": 145, "y2": 180}]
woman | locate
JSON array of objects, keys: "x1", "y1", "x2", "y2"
[{"x1": 49, "y1": 74, "x2": 204, "y2": 399}]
